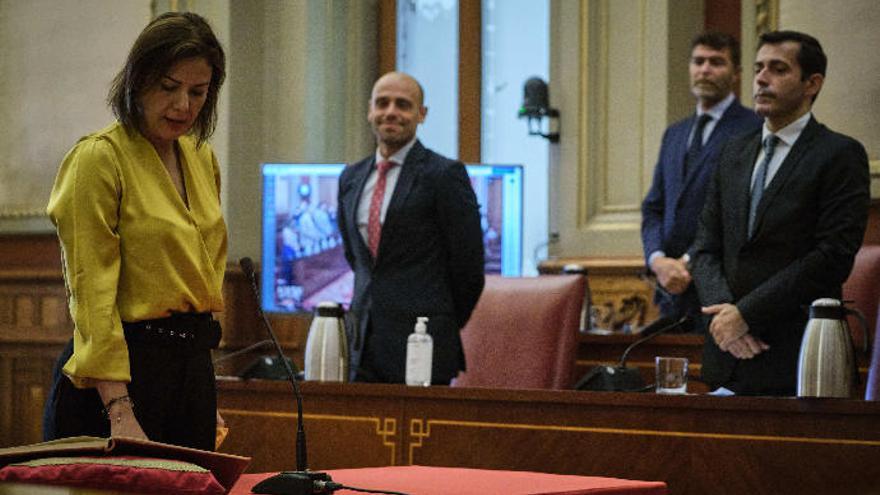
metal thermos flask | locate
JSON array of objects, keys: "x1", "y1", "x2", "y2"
[
  {"x1": 796, "y1": 298, "x2": 859, "y2": 398},
  {"x1": 304, "y1": 302, "x2": 348, "y2": 382}
]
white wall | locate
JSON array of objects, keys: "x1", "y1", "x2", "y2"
[{"x1": 0, "y1": 0, "x2": 151, "y2": 231}]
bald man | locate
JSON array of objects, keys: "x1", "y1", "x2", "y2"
[{"x1": 337, "y1": 72, "x2": 485, "y2": 384}]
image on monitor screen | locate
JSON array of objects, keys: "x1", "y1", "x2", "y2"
[{"x1": 261, "y1": 163, "x2": 523, "y2": 314}]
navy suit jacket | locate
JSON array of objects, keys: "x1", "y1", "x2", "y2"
[
  {"x1": 337, "y1": 140, "x2": 485, "y2": 383},
  {"x1": 693, "y1": 117, "x2": 870, "y2": 394},
  {"x1": 641, "y1": 100, "x2": 760, "y2": 320}
]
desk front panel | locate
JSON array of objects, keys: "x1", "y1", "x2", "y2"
[{"x1": 218, "y1": 381, "x2": 880, "y2": 495}]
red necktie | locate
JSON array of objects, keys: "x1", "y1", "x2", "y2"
[{"x1": 368, "y1": 160, "x2": 395, "y2": 259}]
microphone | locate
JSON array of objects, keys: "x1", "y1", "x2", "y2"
[
  {"x1": 574, "y1": 316, "x2": 689, "y2": 392},
  {"x1": 518, "y1": 77, "x2": 560, "y2": 143},
  {"x1": 238, "y1": 257, "x2": 335, "y2": 494},
  {"x1": 519, "y1": 77, "x2": 551, "y2": 118}
]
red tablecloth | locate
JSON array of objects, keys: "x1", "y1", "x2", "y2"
[{"x1": 229, "y1": 465, "x2": 667, "y2": 495}]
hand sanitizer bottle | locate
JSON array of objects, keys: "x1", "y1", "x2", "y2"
[{"x1": 405, "y1": 317, "x2": 432, "y2": 386}]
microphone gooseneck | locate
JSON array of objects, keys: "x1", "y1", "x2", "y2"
[
  {"x1": 239, "y1": 257, "x2": 307, "y2": 471},
  {"x1": 238, "y1": 258, "x2": 414, "y2": 495},
  {"x1": 240, "y1": 257, "x2": 335, "y2": 495},
  {"x1": 618, "y1": 316, "x2": 689, "y2": 369}
]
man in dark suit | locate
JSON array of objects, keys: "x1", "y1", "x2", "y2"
[
  {"x1": 693, "y1": 31, "x2": 870, "y2": 395},
  {"x1": 337, "y1": 72, "x2": 485, "y2": 384},
  {"x1": 642, "y1": 32, "x2": 761, "y2": 332}
]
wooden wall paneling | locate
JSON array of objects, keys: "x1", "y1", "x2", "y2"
[
  {"x1": 0, "y1": 349, "x2": 12, "y2": 447},
  {"x1": 540, "y1": 256, "x2": 659, "y2": 330},
  {"x1": 11, "y1": 348, "x2": 53, "y2": 446},
  {"x1": 457, "y1": 0, "x2": 481, "y2": 163},
  {"x1": 704, "y1": 0, "x2": 742, "y2": 38},
  {"x1": 0, "y1": 261, "x2": 73, "y2": 447},
  {"x1": 377, "y1": 0, "x2": 396, "y2": 76},
  {"x1": 0, "y1": 343, "x2": 64, "y2": 447},
  {"x1": 0, "y1": 230, "x2": 314, "y2": 447},
  {"x1": 0, "y1": 234, "x2": 61, "y2": 271}
]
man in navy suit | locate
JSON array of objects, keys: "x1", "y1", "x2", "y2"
[
  {"x1": 693, "y1": 31, "x2": 869, "y2": 395},
  {"x1": 337, "y1": 72, "x2": 485, "y2": 384},
  {"x1": 642, "y1": 32, "x2": 761, "y2": 331}
]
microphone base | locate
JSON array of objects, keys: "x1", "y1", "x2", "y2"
[
  {"x1": 575, "y1": 365, "x2": 647, "y2": 392},
  {"x1": 252, "y1": 470, "x2": 336, "y2": 494}
]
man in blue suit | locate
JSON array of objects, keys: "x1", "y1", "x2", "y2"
[
  {"x1": 641, "y1": 32, "x2": 761, "y2": 331},
  {"x1": 337, "y1": 72, "x2": 485, "y2": 384}
]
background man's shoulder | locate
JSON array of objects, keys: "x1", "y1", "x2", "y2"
[
  {"x1": 816, "y1": 123, "x2": 869, "y2": 156},
  {"x1": 411, "y1": 145, "x2": 464, "y2": 174}
]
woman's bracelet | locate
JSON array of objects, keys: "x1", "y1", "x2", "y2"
[{"x1": 103, "y1": 395, "x2": 134, "y2": 423}]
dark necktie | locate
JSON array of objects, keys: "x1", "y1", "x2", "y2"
[
  {"x1": 367, "y1": 160, "x2": 395, "y2": 259},
  {"x1": 683, "y1": 114, "x2": 712, "y2": 177},
  {"x1": 748, "y1": 135, "x2": 780, "y2": 237}
]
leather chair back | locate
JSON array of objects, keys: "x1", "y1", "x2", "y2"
[{"x1": 453, "y1": 274, "x2": 585, "y2": 390}]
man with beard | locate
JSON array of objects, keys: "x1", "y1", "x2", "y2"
[
  {"x1": 642, "y1": 31, "x2": 760, "y2": 333},
  {"x1": 693, "y1": 31, "x2": 869, "y2": 395},
  {"x1": 337, "y1": 72, "x2": 485, "y2": 384}
]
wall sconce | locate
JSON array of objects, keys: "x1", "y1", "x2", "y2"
[{"x1": 518, "y1": 77, "x2": 559, "y2": 143}]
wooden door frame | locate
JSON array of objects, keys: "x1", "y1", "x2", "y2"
[{"x1": 377, "y1": 0, "x2": 482, "y2": 163}]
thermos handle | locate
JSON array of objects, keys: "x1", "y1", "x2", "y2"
[
  {"x1": 844, "y1": 307, "x2": 866, "y2": 386},
  {"x1": 844, "y1": 306, "x2": 870, "y2": 354}
]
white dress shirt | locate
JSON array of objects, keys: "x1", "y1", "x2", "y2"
[
  {"x1": 751, "y1": 111, "x2": 811, "y2": 191},
  {"x1": 356, "y1": 137, "x2": 417, "y2": 243}
]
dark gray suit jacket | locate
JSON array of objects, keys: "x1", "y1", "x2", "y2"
[
  {"x1": 642, "y1": 100, "x2": 760, "y2": 322},
  {"x1": 337, "y1": 140, "x2": 485, "y2": 383},
  {"x1": 693, "y1": 117, "x2": 870, "y2": 394}
]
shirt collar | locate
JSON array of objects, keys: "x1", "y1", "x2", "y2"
[
  {"x1": 696, "y1": 92, "x2": 736, "y2": 121},
  {"x1": 375, "y1": 136, "x2": 418, "y2": 166},
  {"x1": 762, "y1": 111, "x2": 811, "y2": 147}
]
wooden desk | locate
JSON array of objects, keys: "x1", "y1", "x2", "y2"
[{"x1": 218, "y1": 380, "x2": 880, "y2": 495}]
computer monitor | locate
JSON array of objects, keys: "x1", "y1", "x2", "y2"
[{"x1": 260, "y1": 162, "x2": 523, "y2": 314}]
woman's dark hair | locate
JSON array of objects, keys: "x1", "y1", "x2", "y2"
[{"x1": 108, "y1": 12, "x2": 226, "y2": 146}]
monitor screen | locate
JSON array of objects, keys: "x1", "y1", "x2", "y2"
[{"x1": 260, "y1": 162, "x2": 523, "y2": 313}]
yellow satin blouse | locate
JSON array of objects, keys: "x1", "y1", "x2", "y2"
[{"x1": 47, "y1": 122, "x2": 228, "y2": 387}]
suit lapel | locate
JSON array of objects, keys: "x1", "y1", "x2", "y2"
[
  {"x1": 672, "y1": 115, "x2": 697, "y2": 182},
  {"x1": 678, "y1": 103, "x2": 740, "y2": 196},
  {"x1": 735, "y1": 134, "x2": 762, "y2": 239},
  {"x1": 348, "y1": 157, "x2": 375, "y2": 260},
  {"x1": 701, "y1": 102, "x2": 739, "y2": 151},
  {"x1": 382, "y1": 140, "x2": 423, "y2": 232},
  {"x1": 751, "y1": 118, "x2": 821, "y2": 237}
]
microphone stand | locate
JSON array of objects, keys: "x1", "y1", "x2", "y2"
[
  {"x1": 618, "y1": 316, "x2": 688, "y2": 369},
  {"x1": 575, "y1": 316, "x2": 688, "y2": 392},
  {"x1": 239, "y1": 257, "x2": 335, "y2": 495}
]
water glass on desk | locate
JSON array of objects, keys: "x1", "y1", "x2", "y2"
[{"x1": 655, "y1": 357, "x2": 688, "y2": 394}]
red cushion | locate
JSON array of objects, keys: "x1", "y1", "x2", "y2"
[{"x1": 0, "y1": 455, "x2": 225, "y2": 495}]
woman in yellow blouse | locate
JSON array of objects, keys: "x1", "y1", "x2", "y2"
[{"x1": 45, "y1": 12, "x2": 227, "y2": 451}]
